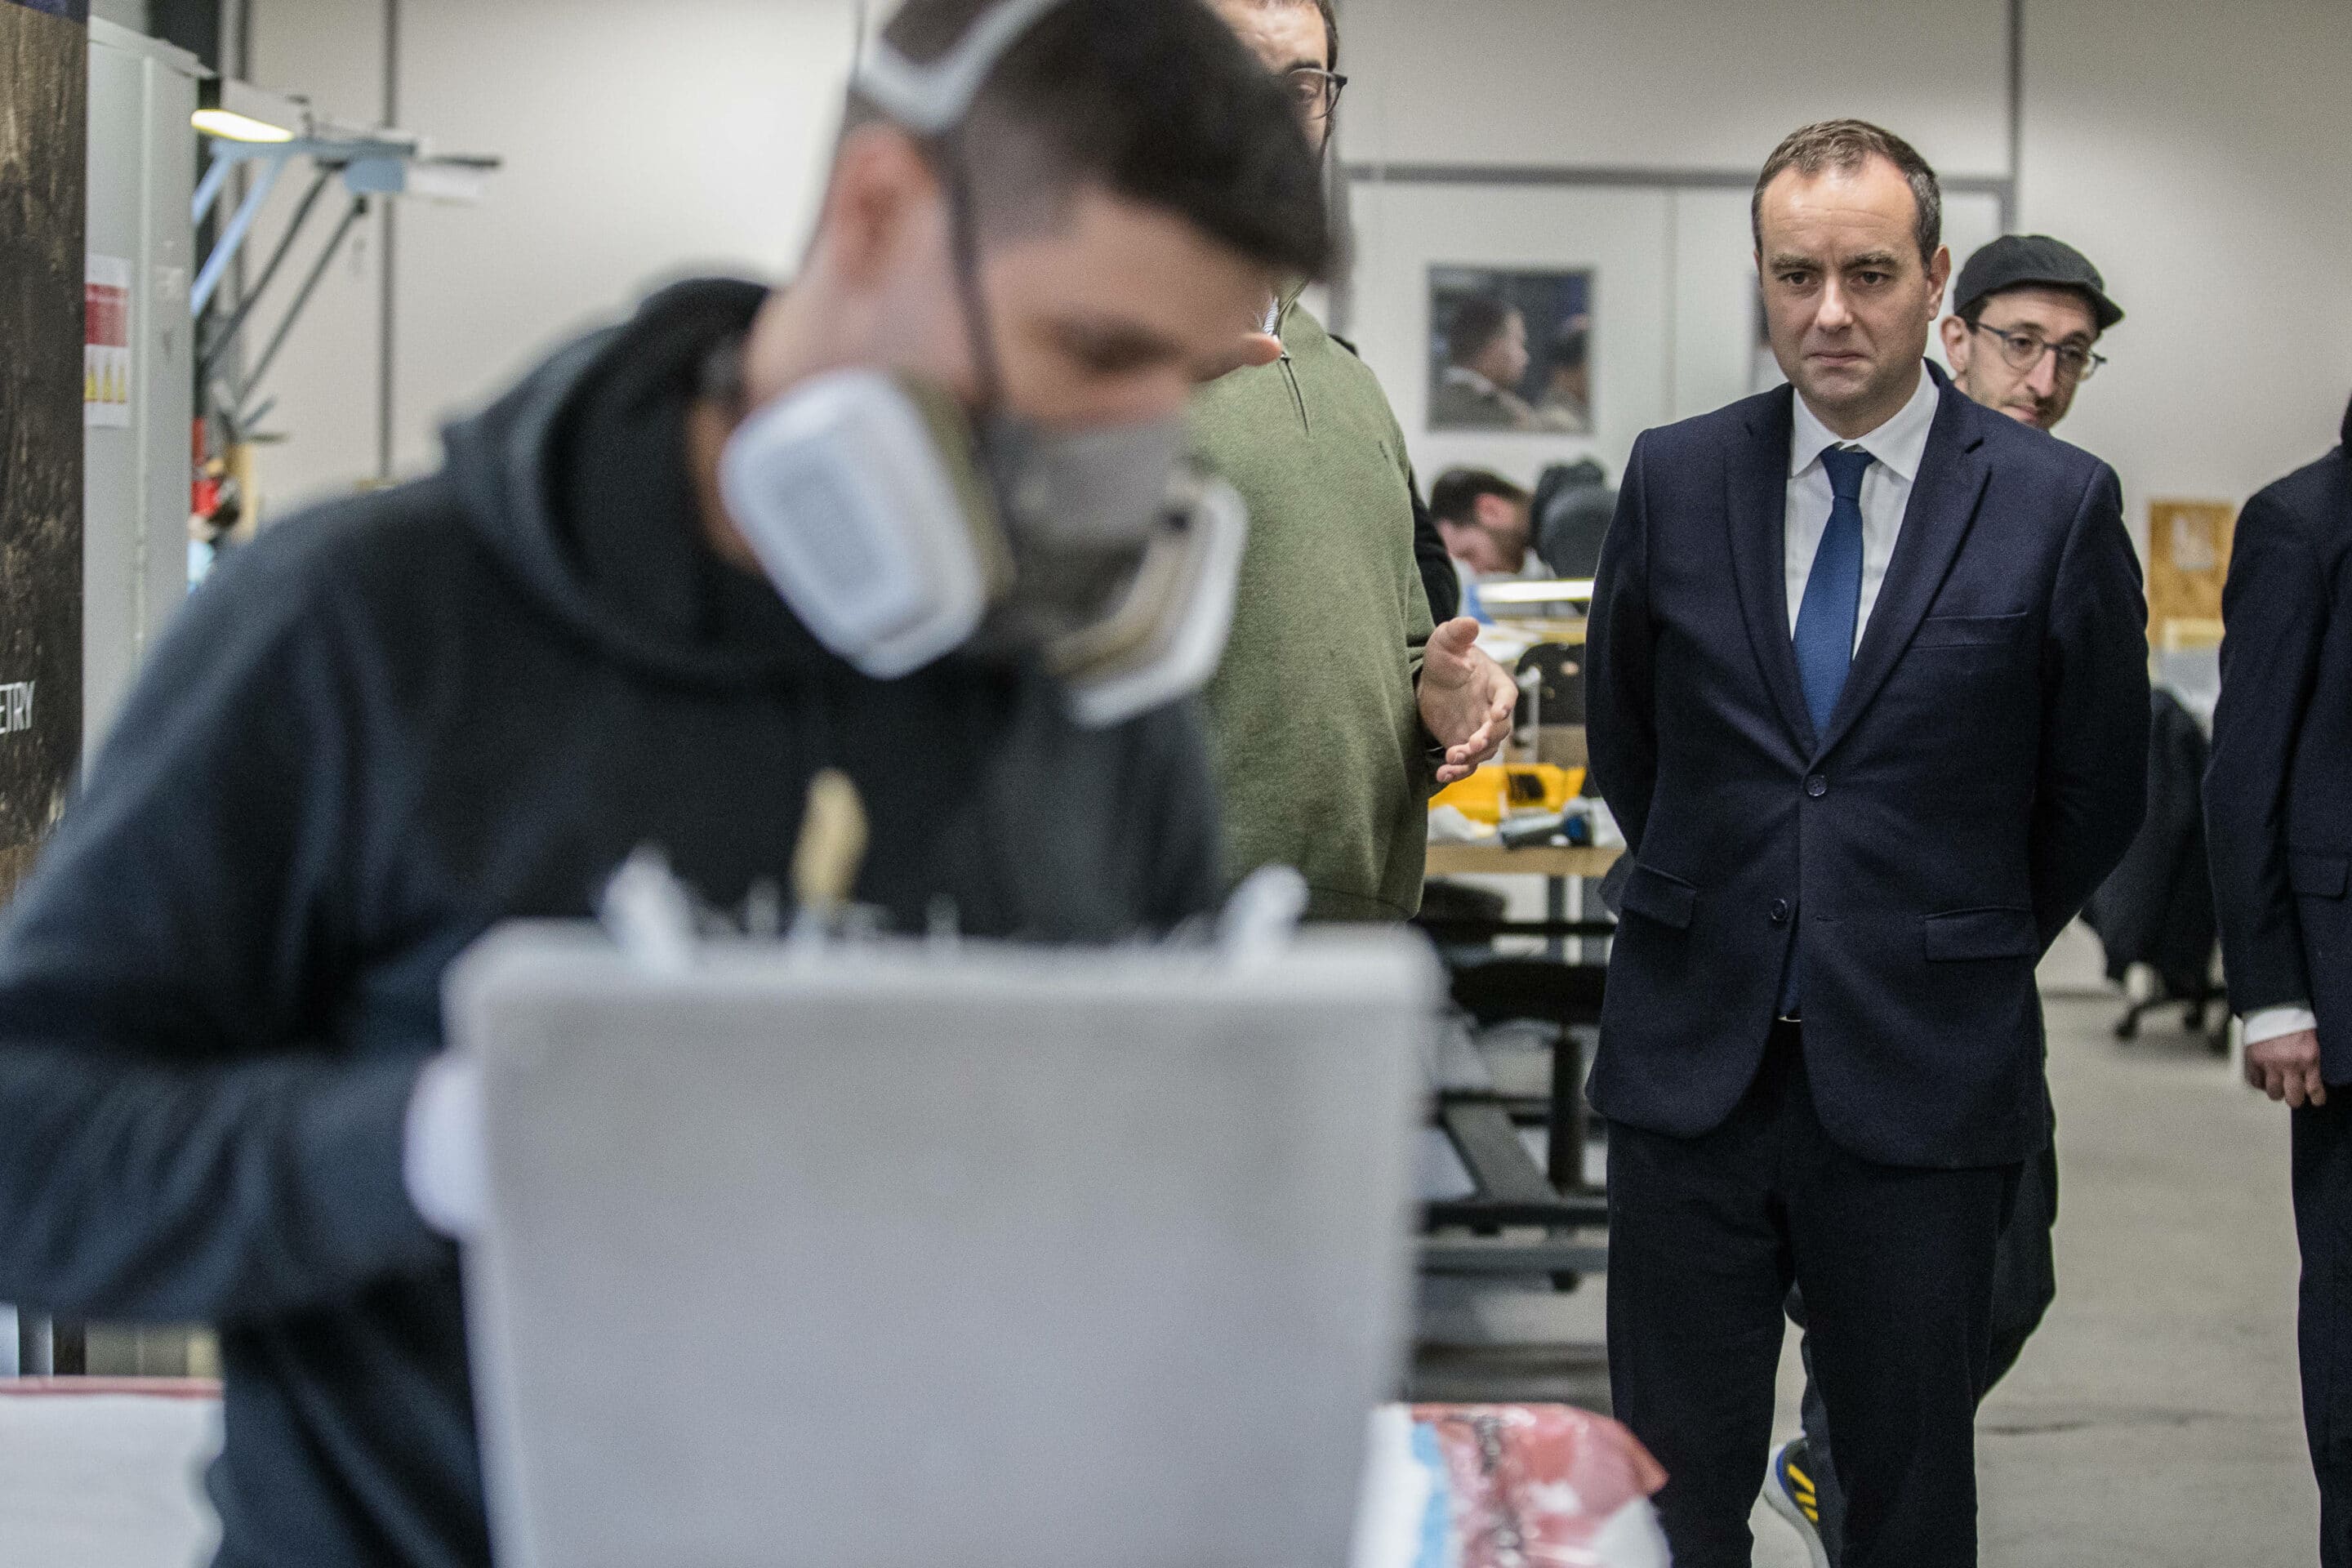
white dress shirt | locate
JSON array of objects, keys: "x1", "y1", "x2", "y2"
[
  {"x1": 2246, "y1": 1005, "x2": 2320, "y2": 1045},
  {"x1": 1785, "y1": 364, "x2": 1942, "y2": 650}
]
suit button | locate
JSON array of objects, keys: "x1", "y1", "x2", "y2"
[
  {"x1": 1806, "y1": 775, "x2": 1829, "y2": 798},
  {"x1": 1770, "y1": 899, "x2": 1791, "y2": 924}
]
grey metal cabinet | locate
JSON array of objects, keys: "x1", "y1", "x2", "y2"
[{"x1": 82, "y1": 17, "x2": 200, "y2": 776}]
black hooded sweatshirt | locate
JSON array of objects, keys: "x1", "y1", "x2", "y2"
[{"x1": 0, "y1": 280, "x2": 1222, "y2": 1567}]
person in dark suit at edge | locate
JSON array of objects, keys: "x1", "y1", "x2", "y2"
[
  {"x1": 1586, "y1": 119, "x2": 2149, "y2": 1568},
  {"x1": 2206, "y1": 391, "x2": 2352, "y2": 1567}
]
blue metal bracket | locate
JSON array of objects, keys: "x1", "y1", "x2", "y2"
[
  {"x1": 189, "y1": 134, "x2": 429, "y2": 317},
  {"x1": 190, "y1": 151, "x2": 290, "y2": 317}
]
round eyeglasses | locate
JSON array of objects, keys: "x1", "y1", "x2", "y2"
[
  {"x1": 1284, "y1": 66, "x2": 1348, "y2": 120},
  {"x1": 1967, "y1": 320, "x2": 2108, "y2": 382}
]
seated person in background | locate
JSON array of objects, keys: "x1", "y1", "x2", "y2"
[
  {"x1": 0, "y1": 2, "x2": 1335, "y2": 1563},
  {"x1": 1429, "y1": 467, "x2": 1538, "y2": 621},
  {"x1": 1430, "y1": 296, "x2": 1541, "y2": 430}
]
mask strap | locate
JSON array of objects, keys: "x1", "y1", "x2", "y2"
[
  {"x1": 937, "y1": 136, "x2": 1008, "y2": 418},
  {"x1": 933, "y1": 130, "x2": 1033, "y2": 588}
]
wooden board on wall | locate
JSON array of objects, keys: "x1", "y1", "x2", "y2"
[
  {"x1": 2147, "y1": 497, "x2": 2236, "y2": 647},
  {"x1": 0, "y1": 0, "x2": 89, "y2": 904}
]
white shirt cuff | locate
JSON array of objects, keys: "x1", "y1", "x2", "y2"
[
  {"x1": 403, "y1": 1055, "x2": 486, "y2": 1241},
  {"x1": 2244, "y1": 1006, "x2": 2320, "y2": 1046}
]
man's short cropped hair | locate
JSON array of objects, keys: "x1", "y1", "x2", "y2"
[
  {"x1": 1428, "y1": 467, "x2": 1530, "y2": 528},
  {"x1": 1446, "y1": 296, "x2": 1515, "y2": 368},
  {"x1": 849, "y1": 0, "x2": 1333, "y2": 281},
  {"x1": 1752, "y1": 118, "x2": 1942, "y2": 267}
]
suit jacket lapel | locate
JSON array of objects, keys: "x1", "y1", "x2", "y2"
[
  {"x1": 1723, "y1": 386, "x2": 1817, "y2": 755},
  {"x1": 1814, "y1": 382, "x2": 1991, "y2": 759}
]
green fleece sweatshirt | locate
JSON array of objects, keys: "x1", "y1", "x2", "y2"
[{"x1": 1192, "y1": 298, "x2": 1435, "y2": 921}]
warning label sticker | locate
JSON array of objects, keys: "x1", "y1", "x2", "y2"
[{"x1": 86, "y1": 253, "x2": 131, "y2": 428}]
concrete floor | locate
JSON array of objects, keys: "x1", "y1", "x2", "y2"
[
  {"x1": 1967, "y1": 991, "x2": 2314, "y2": 1566},
  {"x1": 1419, "y1": 980, "x2": 2321, "y2": 1565}
]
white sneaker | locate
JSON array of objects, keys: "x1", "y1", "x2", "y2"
[{"x1": 1761, "y1": 1437, "x2": 1832, "y2": 1568}]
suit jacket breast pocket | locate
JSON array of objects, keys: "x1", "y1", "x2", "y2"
[{"x1": 1912, "y1": 611, "x2": 2029, "y2": 650}]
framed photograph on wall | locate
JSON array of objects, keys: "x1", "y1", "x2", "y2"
[
  {"x1": 1343, "y1": 182, "x2": 1668, "y2": 485},
  {"x1": 1427, "y1": 266, "x2": 1592, "y2": 434}
]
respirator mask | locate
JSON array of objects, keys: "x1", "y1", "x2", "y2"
[{"x1": 717, "y1": 0, "x2": 1248, "y2": 728}]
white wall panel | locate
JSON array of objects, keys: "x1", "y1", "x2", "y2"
[
  {"x1": 243, "y1": 0, "x2": 855, "y2": 504},
  {"x1": 2018, "y1": 0, "x2": 2352, "y2": 537},
  {"x1": 388, "y1": 0, "x2": 857, "y2": 478},
  {"x1": 230, "y1": 0, "x2": 2352, "y2": 540},
  {"x1": 1668, "y1": 189, "x2": 1759, "y2": 421},
  {"x1": 245, "y1": 0, "x2": 390, "y2": 513},
  {"x1": 1339, "y1": 0, "x2": 2012, "y2": 178}
]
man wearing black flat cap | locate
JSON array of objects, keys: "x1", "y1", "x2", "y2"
[{"x1": 1940, "y1": 234, "x2": 2124, "y2": 433}]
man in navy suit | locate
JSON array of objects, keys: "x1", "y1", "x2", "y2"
[
  {"x1": 2205, "y1": 393, "x2": 2352, "y2": 1566},
  {"x1": 1587, "y1": 120, "x2": 2149, "y2": 1568}
]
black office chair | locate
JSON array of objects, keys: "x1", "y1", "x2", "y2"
[
  {"x1": 1533, "y1": 460, "x2": 1615, "y2": 581},
  {"x1": 1514, "y1": 643, "x2": 1585, "y2": 731}
]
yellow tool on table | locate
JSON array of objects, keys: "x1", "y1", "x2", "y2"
[{"x1": 1428, "y1": 762, "x2": 1585, "y2": 826}]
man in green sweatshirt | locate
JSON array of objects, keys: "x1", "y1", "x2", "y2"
[{"x1": 1199, "y1": 0, "x2": 1517, "y2": 922}]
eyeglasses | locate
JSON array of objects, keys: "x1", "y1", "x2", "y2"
[
  {"x1": 1283, "y1": 66, "x2": 1348, "y2": 120},
  {"x1": 1967, "y1": 320, "x2": 2108, "y2": 382}
]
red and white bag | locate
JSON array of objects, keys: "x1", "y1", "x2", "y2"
[{"x1": 1356, "y1": 1403, "x2": 1671, "y2": 1568}]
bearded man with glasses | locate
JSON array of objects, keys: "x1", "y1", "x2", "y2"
[{"x1": 1192, "y1": 0, "x2": 1520, "y2": 924}]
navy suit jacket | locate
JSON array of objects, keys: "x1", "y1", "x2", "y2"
[
  {"x1": 1586, "y1": 368, "x2": 2149, "y2": 1168},
  {"x1": 2206, "y1": 406, "x2": 2352, "y2": 1079}
]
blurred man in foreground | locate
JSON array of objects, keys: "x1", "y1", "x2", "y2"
[
  {"x1": 0, "y1": 2, "x2": 1339, "y2": 1562},
  {"x1": 1198, "y1": 0, "x2": 1517, "y2": 922}
]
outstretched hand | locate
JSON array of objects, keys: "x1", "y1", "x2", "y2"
[{"x1": 1419, "y1": 618, "x2": 1517, "y2": 786}]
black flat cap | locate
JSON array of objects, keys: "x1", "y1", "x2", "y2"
[{"x1": 1953, "y1": 234, "x2": 2124, "y2": 331}]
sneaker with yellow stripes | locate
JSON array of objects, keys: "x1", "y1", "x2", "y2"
[{"x1": 1762, "y1": 1437, "x2": 1832, "y2": 1568}]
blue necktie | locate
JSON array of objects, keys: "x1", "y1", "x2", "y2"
[
  {"x1": 1780, "y1": 445, "x2": 1873, "y2": 1016},
  {"x1": 1793, "y1": 446, "x2": 1875, "y2": 737}
]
